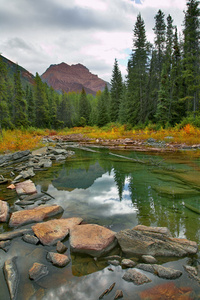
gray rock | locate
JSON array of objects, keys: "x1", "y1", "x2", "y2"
[
  {"x1": 116, "y1": 226, "x2": 198, "y2": 257},
  {"x1": 0, "y1": 240, "x2": 11, "y2": 252},
  {"x1": 38, "y1": 158, "x2": 52, "y2": 168},
  {"x1": 121, "y1": 259, "x2": 136, "y2": 268},
  {"x1": 22, "y1": 234, "x2": 39, "y2": 245},
  {"x1": 142, "y1": 255, "x2": 157, "y2": 264},
  {"x1": 20, "y1": 167, "x2": 35, "y2": 179},
  {"x1": 108, "y1": 260, "x2": 120, "y2": 266},
  {"x1": 49, "y1": 148, "x2": 67, "y2": 155},
  {"x1": 184, "y1": 265, "x2": 200, "y2": 284},
  {"x1": 137, "y1": 263, "x2": 182, "y2": 279},
  {"x1": 4, "y1": 257, "x2": 19, "y2": 300},
  {"x1": 29, "y1": 263, "x2": 48, "y2": 281},
  {"x1": 56, "y1": 154, "x2": 67, "y2": 161},
  {"x1": 122, "y1": 269, "x2": 151, "y2": 285},
  {"x1": 0, "y1": 228, "x2": 33, "y2": 241}
]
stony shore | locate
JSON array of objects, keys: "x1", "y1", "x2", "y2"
[{"x1": 0, "y1": 139, "x2": 199, "y2": 299}]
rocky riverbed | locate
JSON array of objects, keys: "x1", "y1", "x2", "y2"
[{"x1": 0, "y1": 141, "x2": 199, "y2": 299}]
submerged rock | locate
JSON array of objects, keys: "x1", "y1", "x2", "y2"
[
  {"x1": 0, "y1": 240, "x2": 11, "y2": 252},
  {"x1": 122, "y1": 269, "x2": 151, "y2": 285},
  {"x1": 22, "y1": 234, "x2": 39, "y2": 245},
  {"x1": 32, "y1": 217, "x2": 83, "y2": 246},
  {"x1": 70, "y1": 224, "x2": 117, "y2": 257},
  {"x1": 3, "y1": 257, "x2": 19, "y2": 300},
  {"x1": 0, "y1": 200, "x2": 9, "y2": 222},
  {"x1": 46, "y1": 252, "x2": 70, "y2": 267},
  {"x1": 184, "y1": 265, "x2": 200, "y2": 284},
  {"x1": 0, "y1": 228, "x2": 33, "y2": 241},
  {"x1": 116, "y1": 225, "x2": 198, "y2": 257},
  {"x1": 29, "y1": 263, "x2": 48, "y2": 281},
  {"x1": 9, "y1": 205, "x2": 64, "y2": 227},
  {"x1": 56, "y1": 241, "x2": 68, "y2": 253},
  {"x1": 137, "y1": 263, "x2": 182, "y2": 279}
]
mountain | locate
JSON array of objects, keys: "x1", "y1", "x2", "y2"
[
  {"x1": 41, "y1": 62, "x2": 109, "y2": 95},
  {"x1": 0, "y1": 54, "x2": 35, "y2": 87}
]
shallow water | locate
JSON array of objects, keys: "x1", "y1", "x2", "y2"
[{"x1": 0, "y1": 147, "x2": 200, "y2": 299}]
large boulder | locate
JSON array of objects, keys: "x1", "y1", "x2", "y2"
[
  {"x1": 0, "y1": 200, "x2": 9, "y2": 222},
  {"x1": 32, "y1": 217, "x2": 83, "y2": 246},
  {"x1": 116, "y1": 225, "x2": 198, "y2": 257},
  {"x1": 70, "y1": 224, "x2": 117, "y2": 257},
  {"x1": 9, "y1": 205, "x2": 64, "y2": 227}
]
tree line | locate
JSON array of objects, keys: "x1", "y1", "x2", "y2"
[{"x1": 0, "y1": 0, "x2": 200, "y2": 130}]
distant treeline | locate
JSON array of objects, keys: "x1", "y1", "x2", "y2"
[{"x1": 0, "y1": 0, "x2": 200, "y2": 130}]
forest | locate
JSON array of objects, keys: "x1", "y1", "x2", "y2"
[{"x1": 0, "y1": 0, "x2": 200, "y2": 131}]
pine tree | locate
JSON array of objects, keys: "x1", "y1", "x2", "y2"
[
  {"x1": 34, "y1": 73, "x2": 50, "y2": 128},
  {"x1": 153, "y1": 10, "x2": 166, "y2": 78},
  {"x1": 13, "y1": 67, "x2": 28, "y2": 127},
  {"x1": 25, "y1": 85, "x2": 35, "y2": 126},
  {"x1": 78, "y1": 88, "x2": 91, "y2": 126},
  {"x1": 97, "y1": 85, "x2": 110, "y2": 127},
  {"x1": 110, "y1": 59, "x2": 123, "y2": 122},
  {"x1": 0, "y1": 56, "x2": 12, "y2": 128},
  {"x1": 183, "y1": 0, "x2": 200, "y2": 116},
  {"x1": 126, "y1": 14, "x2": 150, "y2": 125}
]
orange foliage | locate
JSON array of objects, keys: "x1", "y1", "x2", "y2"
[{"x1": 0, "y1": 129, "x2": 43, "y2": 153}]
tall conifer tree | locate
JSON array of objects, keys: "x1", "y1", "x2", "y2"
[{"x1": 110, "y1": 59, "x2": 123, "y2": 122}]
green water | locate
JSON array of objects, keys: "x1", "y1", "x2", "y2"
[{"x1": 0, "y1": 148, "x2": 199, "y2": 299}]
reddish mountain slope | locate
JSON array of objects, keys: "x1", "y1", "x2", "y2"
[{"x1": 41, "y1": 62, "x2": 108, "y2": 95}]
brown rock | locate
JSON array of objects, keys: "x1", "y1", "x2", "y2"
[
  {"x1": 0, "y1": 200, "x2": 9, "y2": 222},
  {"x1": 70, "y1": 224, "x2": 117, "y2": 257},
  {"x1": 114, "y1": 290, "x2": 123, "y2": 299},
  {"x1": 133, "y1": 225, "x2": 172, "y2": 236},
  {"x1": 56, "y1": 241, "x2": 67, "y2": 253},
  {"x1": 9, "y1": 205, "x2": 64, "y2": 227},
  {"x1": 46, "y1": 252, "x2": 70, "y2": 267},
  {"x1": 29, "y1": 263, "x2": 48, "y2": 281},
  {"x1": 15, "y1": 179, "x2": 37, "y2": 195},
  {"x1": 121, "y1": 259, "x2": 136, "y2": 268},
  {"x1": 32, "y1": 217, "x2": 83, "y2": 246}
]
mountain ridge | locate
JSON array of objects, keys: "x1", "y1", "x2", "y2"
[{"x1": 41, "y1": 62, "x2": 109, "y2": 95}]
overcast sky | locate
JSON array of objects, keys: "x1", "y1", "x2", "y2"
[{"x1": 0, "y1": 0, "x2": 186, "y2": 82}]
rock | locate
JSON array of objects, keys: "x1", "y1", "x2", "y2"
[
  {"x1": 142, "y1": 255, "x2": 157, "y2": 264},
  {"x1": 9, "y1": 204, "x2": 64, "y2": 227},
  {"x1": 15, "y1": 179, "x2": 37, "y2": 195},
  {"x1": 133, "y1": 225, "x2": 172, "y2": 237},
  {"x1": 29, "y1": 263, "x2": 48, "y2": 281},
  {"x1": 122, "y1": 269, "x2": 151, "y2": 285},
  {"x1": 0, "y1": 150, "x2": 31, "y2": 167},
  {"x1": 70, "y1": 224, "x2": 117, "y2": 257},
  {"x1": 4, "y1": 257, "x2": 19, "y2": 300},
  {"x1": 114, "y1": 290, "x2": 123, "y2": 299},
  {"x1": 38, "y1": 158, "x2": 52, "y2": 168},
  {"x1": 49, "y1": 148, "x2": 68, "y2": 155},
  {"x1": 108, "y1": 260, "x2": 120, "y2": 266},
  {"x1": 46, "y1": 252, "x2": 70, "y2": 267},
  {"x1": 56, "y1": 241, "x2": 67, "y2": 253},
  {"x1": 56, "y1": 154, "x2": 67, "y2": 161},
  {"x1": 116, "y1": 226, "x2": 198, "y2": 257},
  {"x1": 7, "y1": 184, "x2": 16, "y2": 190},
  {"x1": 19, "y1": 167, "x2": 35, "y2": 179},
  {"x1": 0, "y1": 200, "x2": 9, "y2": 222},
  {"x1": 0, "y1": 240, "x2": 11, "y2": 252},
  {"x1": 32, "y1": 217, "x2": 83, "y2": 246},
  {"x1": 0, "y1": 228, "x2": 33, "y2": 241},
  {"x1": 184, "y1": 265, "x2": 200, "y2": 284},
  {"x1": 99, "y1": 283, "x2": 115, "y2": 299},
  {"x1": 22, "y1": 234, "x2": 39, "y2": 245},
  {"x1": 137, "y1": 263, "x2": 182, "y2": 279},
  {"x1": 121, "y1": 259, "x2": 136, "y2": 268}
]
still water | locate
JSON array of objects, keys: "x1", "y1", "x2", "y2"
[{"x1": 0, "y1": 147, "x2": 200, "y2": 299}]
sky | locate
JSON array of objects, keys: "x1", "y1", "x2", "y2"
[{"x1": 0, "y1": 0, "x2": 186, "y2": 82}]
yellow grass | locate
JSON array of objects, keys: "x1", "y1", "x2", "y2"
[{"x1": 0, "y1": 124, "x2": 199, "y2": 154}]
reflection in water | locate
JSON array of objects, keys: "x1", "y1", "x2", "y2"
[{"x1": 0, "y1": 149, "x2": 200, "y2": 299}]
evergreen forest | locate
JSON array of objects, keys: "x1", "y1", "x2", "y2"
[{"x1": 1, "y1": 0, "x2": 200, "y2": 130}]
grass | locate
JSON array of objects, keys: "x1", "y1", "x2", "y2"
[{"x1": 0, "y1": 124, "x2": 200, "y2": 154}]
